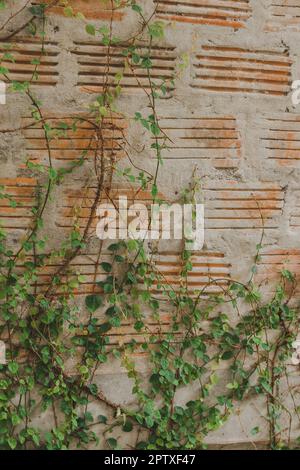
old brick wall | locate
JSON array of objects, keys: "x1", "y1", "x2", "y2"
[{"x1": 1, "y1": 0, "x2": 300, "y2": 448}]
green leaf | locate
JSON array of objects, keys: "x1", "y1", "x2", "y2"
[
  {"x1": 8, "y1": 362, "x2": 19, "y2": 375},
  {"x1": 88, "y1": 383, "x2": 98, "y2": 396},
  {"x1": 127, "y1": 239, "x2": 139, "y2": 252},
  {"x1": 86, "y1": 24, "x2": 96, "y2": 36},
  {"x1": 101, "y1": 262, "x2": 112, "y2": 273},
  {"x1": 131, "y1": 4, "x2": 142, "y2": 13},
  {"x1": 108, "y1": 242, "x2": 123, "y2": 252},
  {"x1": 150, "y1": 123, "x2": 160, "y2": 136},
  {"x1": 221, "y1": 351, "x2": 234, "y2": 360},
  {"x1": 107, "y1": 437, "x2": 117, "y2": 449},
  {"x1": 85, "y1": 294, "x2": 102, "y2": 313},
  {"x1": 7, "y1": 437, "x2": 17, "y2": 449},
  {"x1": 122, "y1": 421, "x2": 133, "y2": 432},
  {"x1": 99, "y1": 322, "x2": 111, "y2": 334},
  {"x1": 251, "y1": 426, "x2": 260, "y2": 436},
  {"x1": 261, "y1": 380, "x2": 272, "y2": 395},
  {"x1": 29, "y1": 5, "x2": 45, "y2": 17},
  {"x1": 11, "y1": 413, "x2": 21, "y2": 426},
  {"x1": 282, "y1": 269, "x2": 294, "y2": 282},
  {"x1": 149, "y1": 21, "x2": 165, "y2": 39},
  {"x1": 0, "y1": 66, "x2": 8, "y2": 74},
  {"x1": 151, "y1": 184, "x2": 158, "y2": 198},
  {"x1": 226, "y1": 381, "x2": 239, "y2": 390},
  {"x1": 98, "y1": 415, "x2": 107, "y2": 424},
  {"x1": 79, "y1": 365, "x2": 89, "y2": 375},
  {"x1": 63, "y1": 6, "x2": 74, "y2": 17}
]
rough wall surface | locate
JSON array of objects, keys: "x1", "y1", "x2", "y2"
[{"x1": 1, "y1": 0, "x2": 300, "y2": 448}]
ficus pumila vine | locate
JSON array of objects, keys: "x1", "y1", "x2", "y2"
[{"x1": 0, "y1": 0, "x2": 300, "y2": 451}]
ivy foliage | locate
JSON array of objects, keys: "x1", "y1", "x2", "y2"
[{"x1": 0, "y1": 0, "x2": 300, "y2": 451}]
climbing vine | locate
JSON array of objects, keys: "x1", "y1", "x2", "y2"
[{"x1": 0, "y1": 0, "x2": 300, "y2": 451}]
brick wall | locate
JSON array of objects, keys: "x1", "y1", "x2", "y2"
[{"x1": 1, "y1": 0, "x2": 300, "y2": 447}]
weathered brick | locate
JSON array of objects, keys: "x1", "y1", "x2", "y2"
[
  {"x1": 32, "y1": 0, "x2": 125, "y2": 20},
  {"x1": 71, "y1": 42, "x2": 176, "y2": 95},
  {"x1": 108, "y1": 312, "x2": 180, "y2": 346},
  {"x1": 204, "y1": 182, "x2": 284, "y2": 230},
  {"x1": 156, "y1": 115, "x2": 241, "y2": 169},
  {"x1": 265, "y1": 0, "x2": 300, "y2": 32},
  {"x1": 255, "y1": 249, "x2": 300, "y2": 292},
  {"x1": 289, "y1": 191, "x2": 300, "y2": 230},
  {"x1": 15, "y1": 252, "x2": 113, "y2": 295},
  {"x1": 0, "y1": 177, "x2": 37, "y2": 230},
  {"x1": 0, "y1": 37, "x2": 59, "y2": 86},
  {"x1": 154, "y1": 0, "x2": 252, "y2": 28},
  {"x1": 192, "y1": 45, "x2": 292, "y2": 96},
  {"x1": 148, "y1": 250, "x2": 231, "y2": 297},
  {"x1": 21, "y1": 113, "x2": 127, "y2": 164},
  {"x1": 260, "y1": 115, "x2": 300, "y2": 167},
  {"x1": 57, "y1": 186, "x2": 166, "y2": 233}
]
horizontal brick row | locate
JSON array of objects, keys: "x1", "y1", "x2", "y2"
[
  {"x1": 71, "y1": 42, "x2": 177, "y2": 95},
  {"x1": 31, "y1": 0, "x2": 125, "y2": 20},
  {"x1": 56, "y1": 186, "x2": 165, "y2": 232},
  {"x1": 56, "y1": 182, "x2": 284, "y2": 233},
  {"x1": 148, "y1": 251, "x2": 231, "y2": 297},
  {"x1": 289, "y1": 190, "x2": 300, "y2": 230},
  {"x1": 260, "y1": 115, "x2": 300, "y2": 168},
  {"x1": 14, "y1": 250, "x2": 230, "y2": 296},
  {"x1": 0, "y1": 36, "x2": 294, "y2": 100},
  {"x1": 265, "y1": 0, "x2": 300, "y2": 32},
  {"x1": 203, "y1": 182, "x2": 284, "y2": 230},
  {"x1": 154, "y1": 0, "x2": 252, "y2": 29},
  {"x1": 256, "y1": 249, "x2": 300, "y2": 294},
  {"x1": 192, "y1": 45, "x2": 292, "y2": 96},
  {"x1": 156, "y1": 115, "x2": 241, "y2": 168},
  {"x1": 21, "y1": 114, "x2": 127, "y2": 163},
  {"x1": 0, "y1": 178, "x2": 36, "y2": 230},
  {"x1": 107, "y1": 312, "x2": 181, "y2": 346},
  {"x1": 0, "y1": 37, "x2": 59, "y2": 86},
  {"x1": 15, "y1": 252, "x2": 112, "y2": 295}
]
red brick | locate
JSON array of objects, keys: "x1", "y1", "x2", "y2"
[
  {"x1": 260, "y1": 115, "x2": 300, "y2": 168},
  {"x1": 255, "y1": 249, "x2": 300, "y2": 294},
  {"x1": 156, "y1": 115, "x2": 241, "y2": 169},
  {"x1": 32, "y1": 0, "x2": 125, "y2": 21},
  {"x1": 0, "y1": 37, "x2": 59, "y2": 86},
  {"x1": 0, "y1": 177, "x2": 37, "y2": 230},
  {"x1": 154, "y1": 0, "x2": 251, "y2": 29},
  {"x1": 21, "y1": 113, "x2": 127, "y2": 164},
  {"x1": 204, "y1": 181, "x2": 284, "y2": 230},
  {"x1": 192, "y1": 45, "x2": 292, "y2": 96},
  {"x1": 71, "y1": 42, "x2": 176, "y2": 95},
  {"x1": 265, "y1": 1, "x2": 300, "y2": 32}
]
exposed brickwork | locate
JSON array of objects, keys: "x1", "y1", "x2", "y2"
[
  {"x1": 154, "y1": 0, "x2": 252, "y2": 29},
  {"x1": 2, "y1": 0, "x2": 300, "y2": 446},
  {"x1": 108, "y1": 312, "x2": 179, "y2": 346},
  {"x1": 0, "y1": 37, "x2": 59, "y2": 86},
  {"x1": 57, "y1": 186, "x2": 167, "y2": 232},
  {"x1": 71, "y1": 42, "x2": 176, "y2": 95},
  {"x1": 204, "y1": 182, "x2": 284, "y2": 230},
  {"x1": 256, "y1": 250, "x2": 300, "y2": 293},
  {"x1": 156, "y1": 115, "x2": 241, "y2": 169},
  {"x1": 32, "y1": 0, "x2": 125, "y2": 20},
  {"x1": 289, "y1": 191, "x2": 300, "y2": 230},
  {"x1": 0, "y1": 178, "x2": 36, "y2": 231},
  {"x1": 21, "y1": 113, "x2": 127, "y2": 164},
  {"x1": 148, "y1": 251, "x2": 231, "y2": 297},
  {"x1": 265, "y1": 1, "x2": 300, "y2": 32},
  {"x1": 15, "y1": 252, "x2": 112, "y2": 295},
  {"x1": 260, "y1": 115, "x2": 300, "y2": 167},
  {"x1": 192, "y1": 45, "x2": 292, "y2": 95}
]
